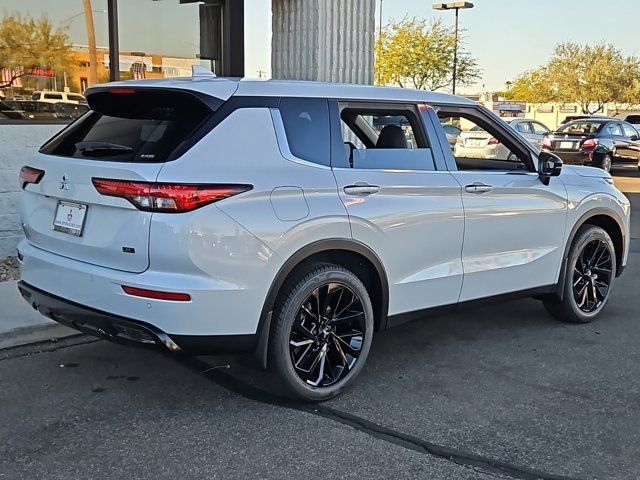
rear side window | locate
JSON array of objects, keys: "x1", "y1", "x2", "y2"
[
  {"x1": 40, "y1": 90, "x2": 213, "y2": 162},
  {"x1": 279, "y1": 97, "x2": 330, "y2": 166},
  {"x1": 605, "y1": 123, "x2": 623, "y2": 136},
  {"x1": 513, "y1": 122, "x2": 531, "y2": 134},
  {"x1": 622, "y1": 123, "x2": 638, "y2": 138},
  {"x1": 339, "y1": 105, "x2": 435, "y2": 171}
]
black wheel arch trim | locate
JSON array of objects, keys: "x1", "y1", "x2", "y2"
[
  {"x1": 254, "y1": 238, "x2": 389, "y2": 369},
  {"x1": 555, "y1": 208, "x2": 626, "y2": 300}
]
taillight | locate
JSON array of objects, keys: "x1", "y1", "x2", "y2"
[
  {"x1": 109, "y1": 88, "x2": 136, "y2": 95},
  {"x1": 19, "y1": 166, "x2": 44, "y2": 189},
  {"x1": 456, "y1": 136, "x2": 463, "y2": 145},
  {"x1": 122, "y1": 286, "x2": 191, "y2": 302},
  {"x1": 488, "y1": 137, "x2": 500, "y2": 145},
  {"x1": 582, "y1": 138, "x2": 598, "y2": 150},
  {"x1": 541, "y1": 137, "x2": 552, "y2": 149},
  {"x1": 92, "y1": 178, "x2": 252, "y2": 212}
]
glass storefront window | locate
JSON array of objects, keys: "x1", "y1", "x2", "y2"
[{"x1": 1, "y1": 0, "x2": 206, "y2": 124}]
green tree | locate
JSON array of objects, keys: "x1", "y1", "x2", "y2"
[
  {"x1": 0, "y1": 13, "x2": 74, "y2": 88},
  {"x1": 503, "y1": 69, "x2": 555, "y2": 104},
  {"x1": 505, "y1": 42, "x2": 640, "y2": 114},
  {"x1": 375, "y1": 17, "x2": 480, "y2": 91}
]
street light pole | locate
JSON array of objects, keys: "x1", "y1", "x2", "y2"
[
  {"x1": 452, "y1": 7, "x2": 459, "y2": 95},
  {"x1": 432, "y1": 2, "x2": 474, "y2": 95}
]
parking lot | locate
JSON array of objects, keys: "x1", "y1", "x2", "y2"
[{"x1": 1, "y1": 167, "x2": 639, "y2": 480}]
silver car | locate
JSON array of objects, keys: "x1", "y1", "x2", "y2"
[{"x1": 455, "y1": 117, "x2": 550, "y2": 160}]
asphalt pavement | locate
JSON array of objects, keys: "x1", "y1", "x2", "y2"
[{"x1": 1, "y1": 168, "x2": 639, "y2": 480}]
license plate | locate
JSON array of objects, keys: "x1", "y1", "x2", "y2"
[
  {"x1": 53, "y1": 201, "x2": 88, "y2": 237},
  {"x1": 468, "y1": 139, "x2": 483, "y2": 147},
  {"x1": 560, "y1": 141, "x2": 575, "y2": 149}
]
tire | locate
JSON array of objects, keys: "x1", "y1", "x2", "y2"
[
  {"x1": 268, "y1": 263, "x2": 374, "y2": 402},
  {"x1": 601, "y1": 154, "x2": 612, "y2": 172},
  {"x1": 543, "y1": 225, "x2": 616, "y2": 323}
]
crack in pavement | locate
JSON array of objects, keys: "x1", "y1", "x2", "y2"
[{"x1": 181, "y1": 357, "x2": 582, "y2": 480}]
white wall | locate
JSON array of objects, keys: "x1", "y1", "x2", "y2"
[{"x1": 0, "y1": 124, "x2": 64, "y2": 257}]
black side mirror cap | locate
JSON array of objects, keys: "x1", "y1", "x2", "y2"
[
  {"x1": 538, "y1": 151, "x2": 563, "y2": 185},
  {"x1": 631, "y1": 135, "x2": 639, "y2": 141}
]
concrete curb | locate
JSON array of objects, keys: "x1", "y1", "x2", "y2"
[
  {"x1": 0, "y1": 322, "x2": 78, "y2": 350},
  {"x1": 0, "y1": 280, "x2": 77, "y2": 350}
]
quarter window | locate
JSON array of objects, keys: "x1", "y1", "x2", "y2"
[{"x1": 279, "y1": 98, "x2": 330, "y2": 166}]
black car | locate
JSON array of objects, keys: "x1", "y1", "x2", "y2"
[{"x1": 543, "y1": 118, "x2": 640, "y2": 171}]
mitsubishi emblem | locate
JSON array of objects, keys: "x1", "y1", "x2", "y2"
[{"x1": 60, "y1": 173, "x2": 69, "y2": 190}]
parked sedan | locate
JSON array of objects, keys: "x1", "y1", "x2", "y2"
[
  {"x1": 454, "y1": 118, "x2": 550, "y2": 160},
  {"x1": 543, "y1": 118, "x2": 640, "y2": 171}
]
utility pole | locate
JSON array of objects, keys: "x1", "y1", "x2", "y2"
[{"x1": 83, "y1": 0, "x2": 98, "y2": 85}]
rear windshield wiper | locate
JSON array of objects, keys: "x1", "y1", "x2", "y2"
[{"x1": 75, "y1": 141, "x2": 134, "y2": 156}]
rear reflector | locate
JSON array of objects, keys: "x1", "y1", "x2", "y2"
[
  {"x1": 92, "y1": 178, "x2": 252, "y2": 212},
  {"x1": 19, "y1": 166, "x2": 44, "y2": 189},
  {"x1": 122, "y1": 286, "x2": 191, "y2": 302}
]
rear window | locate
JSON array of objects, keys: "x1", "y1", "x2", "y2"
[
  {"x1": 557, "y1": 121, "x2": 604, "y2": 134},
  {"x1": 40, "y1": 90, "x2": 213, "y2": 162},
  {"x1": 67, "y1": 94, "x2": 86, "y2": 102}
]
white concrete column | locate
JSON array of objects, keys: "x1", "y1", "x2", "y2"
[{"x1": 271, "y1": 0, "x2": 375, "y2": 84}]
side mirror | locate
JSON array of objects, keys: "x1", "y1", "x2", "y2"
[
  {"x1": 631, "y1": 135, "x2": 638, "y2": 141},
  {"x1": 538, "y1": 151, "x2": 563, "y2": 185}
]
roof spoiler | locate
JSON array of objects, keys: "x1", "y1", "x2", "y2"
[{"x1": 191, "y1": 65, "x2": 216, "y2": 78}]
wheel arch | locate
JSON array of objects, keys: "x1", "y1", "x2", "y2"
[
  {"x1": 253, "y1": 239, "x2": 389, "y2": 369},
  {"x1": 556, "y1": 208, "x2": 625, "y2": 300}
]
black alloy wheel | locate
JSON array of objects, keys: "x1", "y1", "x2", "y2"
[
  {"x1": 269, "y1": 264, "x2": 374, "y2": 401},
  {"x1": 544, "y1": 225, "x2": 616, "y2": 323},
  {"x1": 572, "y1": 239, "x2": 613, "y2": 313},
  {"x1": 289, "y1": 282, "x2": 366, "y2": 387}
]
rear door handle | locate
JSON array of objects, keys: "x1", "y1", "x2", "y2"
[
  {"x1": 343, "y1": 183, "x2": 380, "y2": 195},
  {"x1": 464, "y1": 182, "x2": 493, "y2": 194}
]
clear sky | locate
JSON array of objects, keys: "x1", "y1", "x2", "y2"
[{"x1": 3, "y1": 1, "x2": 640, "y2": 92}]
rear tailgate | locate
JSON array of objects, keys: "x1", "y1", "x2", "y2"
[
  {"x1": 22, "y1": 157, "x2": 160, "y2": 272},
  {"x1": 21, "y1": 85, "x2": 231, "y2": 273}
]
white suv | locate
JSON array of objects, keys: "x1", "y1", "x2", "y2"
[
  {"x1": 18, "y1": 77, "x2": 630, "y2": 401},
  {"x1": 31, "y1": 91, "x2": 86, "y2": 104}
]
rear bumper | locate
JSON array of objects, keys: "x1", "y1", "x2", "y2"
[
  {"x1": 17, "y1": 238, "x2": 274, "y2": 337},
  {"x1": 552, "y1": 151, "x2": 591, "y2": 165},
  {"x1": 17, "y1": 281, "x2": 257, "y2": 355}
]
